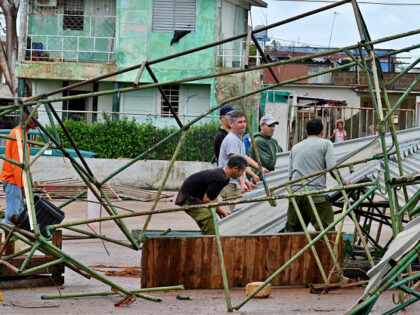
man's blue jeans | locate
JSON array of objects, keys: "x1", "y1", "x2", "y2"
[{"x1": 3, "y1": 182, "x2": 24, "y2": 224}]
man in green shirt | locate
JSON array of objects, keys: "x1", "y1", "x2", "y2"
[{"x1": 249, "y1": 115, "x2": 283, "y2": 179}]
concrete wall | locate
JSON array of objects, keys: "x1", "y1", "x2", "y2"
[
  {"x1": 0, "y1": 157, "x2": 212, "y2": 190},
  {"x1": 280, "y1": 84, "x2": 361, "y2": 108}
]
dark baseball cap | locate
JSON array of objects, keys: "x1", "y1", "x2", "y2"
[{"x1": 220, "y1": 105, "x2": 234, "y2": 117}]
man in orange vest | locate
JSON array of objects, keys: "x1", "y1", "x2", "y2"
[{"x1": 1, "y1": 107, "x2": 38, "y2": 224}]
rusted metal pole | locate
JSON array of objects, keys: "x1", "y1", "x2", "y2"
[
  {"x1": 145, "y1": 64, "x2": 184, "y2": 128},
  {"x1": 134, "y1": 61, "x2": 147, "y2": 86},
  {"x1": 251, "y1": 34, "x2": 280, "y2": 83}
]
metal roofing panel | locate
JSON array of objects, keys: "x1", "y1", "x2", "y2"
[{"x1": 219, "y1": 127, "x2": 420, "y2": 235}]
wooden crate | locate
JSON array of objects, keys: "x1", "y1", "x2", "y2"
[
  {"x1": 0, "y1": 230, "x2": 64, "y2": 289},
  {"x1": 141, "y1": 232, "x2": 343, "y2": 289}
]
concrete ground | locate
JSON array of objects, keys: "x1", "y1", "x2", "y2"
[{"x1": 0, "y1": 197, "x2": 418, "y2": 314}]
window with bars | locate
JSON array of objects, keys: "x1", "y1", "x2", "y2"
[
  {"x1": 160, "y1": 85, "x2": 180, "y2": 117},
  {"x1": 63, "y1": 0, "x2": 85, "y2": 31},
  {"x1": 153, "y1": 0, "x2": 196, "y2": 33}
]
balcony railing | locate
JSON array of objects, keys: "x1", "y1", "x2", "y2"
[{"x1": 26, "y1": 33, "x2": 115, "y2": 63}]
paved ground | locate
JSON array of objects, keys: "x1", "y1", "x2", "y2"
[{"x1": 0, "y1": 197, "x2": 418, "y2": 314}]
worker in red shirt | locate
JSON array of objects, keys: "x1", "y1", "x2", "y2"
[{"x1": 1, "y1": 107, "x2": 38, "y2": 224}]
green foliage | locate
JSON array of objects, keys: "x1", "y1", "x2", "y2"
[
  {"x1": 344, "y1": 239, "x2": 354, "y2": 257},
  {"x1": 46, "y1": 116, "x2": 219, "y2": 162}
]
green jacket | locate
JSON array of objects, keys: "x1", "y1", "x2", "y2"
[{"x1": 249, "y1": 132, "x2": 283, "y2": 178}]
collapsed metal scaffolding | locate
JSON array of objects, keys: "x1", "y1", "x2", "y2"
[{"x1": 0, "y1": 0, "x2": 419, "y2": 313}]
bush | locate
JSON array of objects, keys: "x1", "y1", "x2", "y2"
[{"x1": 46, "y1": 116, "x2": 219, "y2": 162}]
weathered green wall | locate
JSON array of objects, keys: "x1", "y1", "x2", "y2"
[
  {"x1": 214, "y1": 69, "x2": 262, "y2": 131},
  {"x1": 18, "y1": 0, "x2": 262, "y2": 128},
  {"x1": 27, "y1": 0, "x2": 116, "y2": 62},
  {"x1": 116, "y1": 0, "x2": 218, "y2": 84}
]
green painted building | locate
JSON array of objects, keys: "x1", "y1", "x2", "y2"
[{"x1": 18, "y1": 0, "x2": 266, "y2": 127}]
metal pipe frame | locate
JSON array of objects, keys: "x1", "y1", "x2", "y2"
[{"x1": 0, "y1": 1, "x2": 419, "y2": 309}]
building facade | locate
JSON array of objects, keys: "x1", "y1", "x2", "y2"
[
  {"x1": 17, "y1": 0, "x2": 266, "y2": 127},
  {"x1": 259, "y1": 45, "x2": 420, "y2": 146}
]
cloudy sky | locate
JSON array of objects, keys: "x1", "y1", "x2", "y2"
[{"x1": 251, "y1": 0, "x2": 420, "y2": 64}]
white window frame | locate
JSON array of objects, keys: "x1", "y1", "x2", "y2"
[
  {"x1": 152, "y1": 0, "x2": 196, "y2": 33},
  {"x1": 156, "y1": 85, "x2": 182, "y2": 117}
]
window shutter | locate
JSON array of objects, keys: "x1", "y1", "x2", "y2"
[
  {"x1": 174, "y1": 0, "x2": 196, "y2": 31},
  {"x1": 153, "y1": 0, "x2": 196, "y2": 33}
]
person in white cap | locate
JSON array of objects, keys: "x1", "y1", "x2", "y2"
[{"x1": 249, "y1": 115, "x2": 283, "y2": 178}]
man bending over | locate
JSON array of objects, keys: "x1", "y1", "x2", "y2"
[{"x1": 175, "y1": 156, "x2": 247, "y2": 235}]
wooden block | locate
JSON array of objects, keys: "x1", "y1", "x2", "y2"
[{"x1": 245, "y1": 282, "x2": 272, "y2": 298}]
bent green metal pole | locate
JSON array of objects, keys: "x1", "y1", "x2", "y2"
[
  {"x1": 379, "y1": 74, "x2": 420, "y2": 130},
  {"x1": 64, "y1": 226, "x2": 135, "y2": 249},
  {"x1": 58, "y1": 62, "x2": 385, "y2": 211},
  {"x1": 43, "y1": 103, "x2": 61, "y2": 145},
  {"x1": 347, "y1": 243, "x2": 420, "y2": 315},
  {"x1": 332, "y1": 169, "x2": 374, "y2": 266},
  {"x1": 48, "y1": 181, "x2": 378, "y2": 231},
  {"x1": 0, "y1": 224, "x2": 138, "y2": 300},
  {"x1": 301, "y1": 179, "x2": 344, "y2": 281},
  {"x1": 41, "y1": 285, "x2": 185, "y2": 300},
  {"x1": 19, "y1": 106, "x2": 40, "y2": 234},
  {"x1": 211, "y1": 207, "x2": 233, "y2": 312},
  {"x1": 270, "y1": 150, "x2": 381, "y2": 192},
  {"x1": 286, "y1": 185, "x2": 329, "y2": 284},
  {"x1": 138, "y1": 130, "x2": 188, "y2": 243},
  {"x1": 386, "y1": 56, "x2": 420, "y2": 88},
  {"x1": 72, "y1": 161, "x2": 139, "y2": 249},
  {"x1": 358, "y1": 46, "x2": 399, "y2": 238},
  {"x1": 30, "y1": 115, "x2": 96, "y2": 183},
  {"x1": 367, "y1": 46, "x2": 408, "y2": 207},
  {"x1": 233, "y1": 185, "x2": 378, "y2": 311},
  {"x1": 0, "y1": 133, "x2": 55, "y2": 147}
]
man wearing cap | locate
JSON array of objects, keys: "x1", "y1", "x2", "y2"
[
  {"x1": 249, "y1": 115, "x2": 283, "y2": 178},
  {"x1": 213, "y1": 105, "x2": 234, "y2": 164}
]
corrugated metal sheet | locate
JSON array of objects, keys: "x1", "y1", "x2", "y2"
[
  {"x1": 153, "y1": 0, "x2": 196, "y2": 33},
  {"x1": 355, "y1": 216, "x2": 420, "y2": 305},
  {"x1": 219, "y1": 127, "x2": 420, "y2": 235}
]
